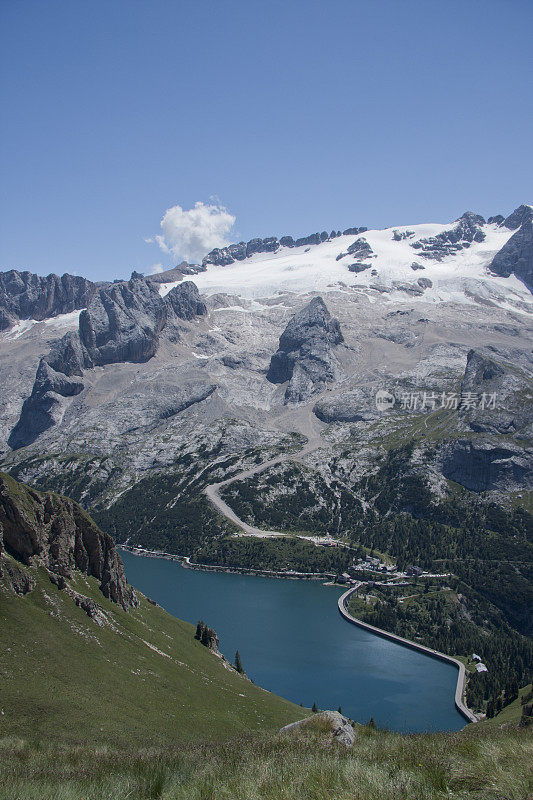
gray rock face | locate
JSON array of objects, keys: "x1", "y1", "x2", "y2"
[
  {"x1": 502, "y1": 204, "x2": 533, "y2": 230},
  {"x1": 0, "y1": 308, "x2": 16, "y2": 330},
  {"x1": 8, "y1": 276, "x2": 209, "y2": 448},
  {"x1": 440, "y1": 438, "x2": 532, "y2": 493},
  {"x1": 411, "y1": 211, "x2": 486, "y2": 260},
  {"x1": 336, "y1": 237, "x2": 373, "y2": 262},
  {"x1": 313, "y1": 392, "x2": 368, "y2": 423},
  {"x1": 165, "y1": 281, "x2": 207, "y2": 321},
  {"x1": 0, "y1": 471, "x2": 135, "y2": 608},
  {"x1": 267, "y1": 297, "x2": 343, "y2": 403},
  {"x1": 46, "y1": 277, "x2": 206, "y2": 376},
  {"x1": 0, "y1": 270, "x2": 95, "y2": 330},
  {"x1": 342, "y1": 226, "x2": 367, "y2": 236},
  {"x1": 348, "y1": 262, "x2": 370, "y2": 273},
  {"x1": 417, "y1": 277, "x2": 433, "y2": 289},
  {"x1": 146, "y1": 262, "x2": 205, "y2": 283},
  {"x1": 47, "y1": 331, "x2": 88, "y2": 377},
  {"x1": 203, "y1": 237, "x2": 281, "y2": 267},
  {"x1": 459, "y1": 349, "x2": 533, "y2": 435},
  {"x1": 139, "y1": 383, "x2": 217, "y2": 427},
  {"x1": 8, "y1": 360, "x2": 84, "y2": 449},
  {"x1": 490, "y1": 208, "x2": 533, "y2": 289},
  {"x1": 79, "y1": 276, "x2": 166, "y2": 367}
]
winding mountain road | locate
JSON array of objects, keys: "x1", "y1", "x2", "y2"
[{"x1": 203, "y1": 407, "x2": 340, "y2": 544}]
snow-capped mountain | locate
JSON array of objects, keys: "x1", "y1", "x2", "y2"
[
  {"x1": 157, "y1": 207, "x2": 533, "y2": 313},
  {"x1": 0, "y1": 203, "x2": 531, "y2": 559}
]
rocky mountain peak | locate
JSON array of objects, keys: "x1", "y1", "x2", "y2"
[
  {"x1": 0, "y1": 270, "x2": 96, "y2": 331},
  {"x1": 502, "y1": 204, "x2": 533, "y2": 231},
  {"x1": 411, "y1": 213, "x2": 486, "y2": 261},
  {"x1": 164, "y1": 281, "x2": 207, "y2": 321},
  {"x1": 8, "y1": 274, "x2": 208, "y2": 449},
  {"x1": 489, "y1": 205, "x2": 533, "y2": 288},
  {"x1": 267, "y1": 296, "x2": 343, "y2": 403},
  {"x1": 456, "y1": 211, "x2": 486, "y2": 227}
]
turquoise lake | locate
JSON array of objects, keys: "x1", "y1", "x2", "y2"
[{"x1": 121, "y1": 551, "x2": 466, "y2": 733}]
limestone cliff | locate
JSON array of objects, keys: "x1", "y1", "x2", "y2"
[
  {"x1": 0, "y1": 472, "x2": 134, "y2": 609},
  {"x1": 267, "y1": 297, "x2": 343, "y2": 403}
]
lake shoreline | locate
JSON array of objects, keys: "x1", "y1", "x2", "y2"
[
  {"x1": 119, "y1": 544, "x2": 337, "y2": 582},
  {"x1": 338, "y1": 586, "x2": 479, "y2": 725},
  {"x1": 120, "y1": 548, "x2": 467, "y2": 732},
  {"x1": 120, "y1": 545, "x2": 476, "y2": 725}
]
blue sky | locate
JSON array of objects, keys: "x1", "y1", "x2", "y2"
[{"x1": 1, "y1": 0, "x2": 532, "y2": 282}]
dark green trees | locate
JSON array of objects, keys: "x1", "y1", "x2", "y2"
[
  {"x1": 235, "y1": 650, "x2": 244, "y2": 673},
  {"x1": 195, "y1": 620, "x2": 204, "y2": 640}
]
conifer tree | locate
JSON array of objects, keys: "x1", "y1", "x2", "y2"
[
  {"x1": 312, "y1": 702, "x2": 318, "y2": 713},
  {"x1": 195, "y1": 621, "x2": 204, "y2": 640},
  {"x1": 235, "y1": 650, "x2": 244, "y2": 673}
]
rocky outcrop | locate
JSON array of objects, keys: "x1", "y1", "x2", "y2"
[
  {"x1": 459, "y1": 349, "x2": 533, "y2": 435},
  {"x1": 440, "y1": 439, "x2": 533, "y2": 493},
  {"x1": 203, "y1": 237, "x2": 281, "y2": 267},
  {"x1": 45, "y1": 276, "x2": 206, "y2": 376},
  {"x1": 0, "y1": 270, "x2": 95, "y2": 330},
  {"x1": 146, "y1": 262, "x2": 205, "y2": 283},
  {"x1": 8, "y1": 360, "x2": 85, "y2": 449},
  {"x1": 411, "y1": 211, "x2": 486, "y2": 260},
  {"x1": 348, "y1": 262, "x2": 371, "y2": 273},
  {"x1": 46, "y1": 331, "x2": 88, "y2": 377},
  {"x1": 8, "y1": 276, "x2": 209, "y2": 448},
  {"x1": 0, "y1": 471, "x2": 135, "y2": 608},
  {"x1": 280, "y1": 710, "x2": 356, "y2": 748},
  {"x1": 313, "y1": 392, "x2": 368, "y2": 423},
  {"x1": 392, "y1": 230, "x2": 415, "y2": 241},
  {"x1": 143, "y1": 382, "x2": 217, "y2": 426},
  {"x1": 342, "y1": 226, "x2": 368, "y2": 236},
  {"x1": 501, "y1": 204, "x2": 533, "y2": 230},
  {"x1": 195, "y1": 620, "x2": 220, "y2": 653},
  {"x1": 201, "y1": 227, "x2": 368, "y2": 268},
  {"x1": 164, "y1": 281, "x2": 207, "y2": 321},
  {"x1": 489, "y1": 205, "x2": 533, "y2": 289},
  {"x1": 79, "y1": 276, "x2": 167, "y2": 367},
  {"x1": 0, "y1": 535, "x2": 36, "y2": 594},
  {"x1": 417, "y1": 277, "x2": 433, "y2": 289},
  {"x1": 267, "y1": 297, "x2": 343, "y2": 403},
  {"x1": 336, "y1": 237, "x2": 374, "y2": 262}
]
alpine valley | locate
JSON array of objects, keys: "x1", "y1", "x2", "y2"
[{"x1": 1, "y1": 206, "x2": 532, "y2": 795}]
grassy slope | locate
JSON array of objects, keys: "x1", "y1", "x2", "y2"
[
  {"x1": 484, "y1": 684, "x2": 533, "y2": 727},
  {"x1": 0, "y1": 720, "x2": 531, "y2": 799},
  {"x1": 0, "y1": 560, "x2": 303, "y2": 749}
]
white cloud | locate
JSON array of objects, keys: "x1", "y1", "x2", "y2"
[
  {"x1": 153, "y1": 201, "x2": 235, "y2": 264},
  {"x1": 148, "y1": 263, "x2": 164, "y2": 274}
]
